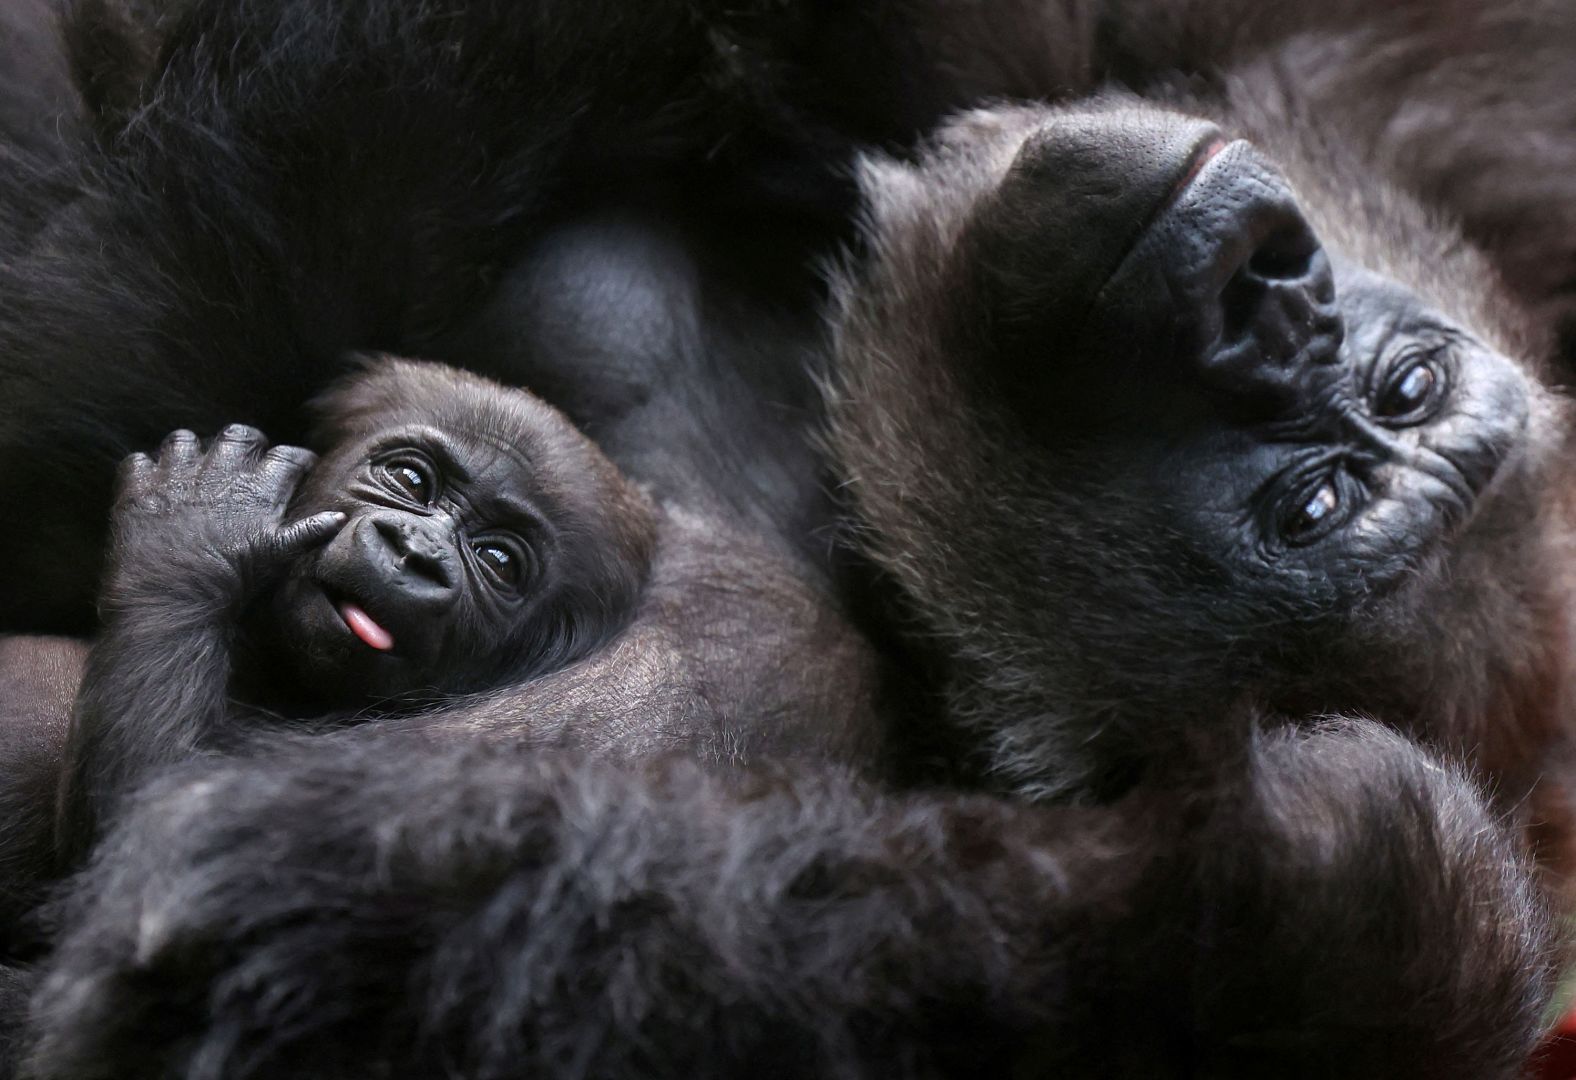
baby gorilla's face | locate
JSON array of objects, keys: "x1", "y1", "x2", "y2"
[
  {"x1": 269, "y1": 423, "x2": 554, "y2": 702},
  {"x1": 255, "y1": 361, "x2": 656, "y2": 708}
]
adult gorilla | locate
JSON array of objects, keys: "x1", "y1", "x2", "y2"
[{"x1": 2, "y1": 1, "x2": 1576, "y2": 1077}]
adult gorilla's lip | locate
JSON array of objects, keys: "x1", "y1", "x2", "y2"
[
  {"x1": 1164, "y1": 134, "x2": 1232, "y2": 208},
  {"x1": 1084, "y1": 128, "x2": 1236, "y2": 304}
]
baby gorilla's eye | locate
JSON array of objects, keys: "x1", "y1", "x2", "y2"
[
  {"x1": 1375, "y1": 356, "x2": 1440, "y2": 421},
  {"x1": 378, "y1": 456, "x2": 436, "y2": 504},
  {"x1": 1283, "y1": 480, "x2": 1340, "y2": 544},
  {"x1": 474, "y1": 540, "x2": 525, "y2": 589}
]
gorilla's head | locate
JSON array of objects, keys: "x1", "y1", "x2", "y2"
[
  {"x1": 829, "y1": 100, "x2": 1571, "y2": 796},
  {"x1": 260, "y1": 358, "x2": 656, "y2": 706}
]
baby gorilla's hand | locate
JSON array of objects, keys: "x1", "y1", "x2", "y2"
[{"x1": 106, "y1": 425, "x2": 345, "y2": 612}]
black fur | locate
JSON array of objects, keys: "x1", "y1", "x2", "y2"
[
  {"x1": 0, "y1": 0, "x2": 1571, "y2": 1076},
  {"x1": 25, "y1": 719, "x2": 1553, "y2": 1080},
  {"x1": 0, "y1": 0, "x2": 846, "y2": 634}
]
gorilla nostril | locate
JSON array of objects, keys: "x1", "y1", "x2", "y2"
[
  {"x1": 1246, "y1": 226, "x2": 1318, "y2": 282},
  {"x1": 1216, "y1": 216, "x2": 1330, "y2": 347},
  {"x1": 1220, "y1": 271, "x2": 1260, "y2": 344},
  {"x1": 1198, "y1": 206, "x2": 1341, "y2": 406},
  {"x1": 373, "y1": 517, "x2": 402, "y2": 547},
  {"x1": 403, "y1": 550, "x2": 453, "y2": 590}
]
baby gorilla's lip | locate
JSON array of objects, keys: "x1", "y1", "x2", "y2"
[{"x1": 336, "y1": 599, "x2": 396, "y2": 652}]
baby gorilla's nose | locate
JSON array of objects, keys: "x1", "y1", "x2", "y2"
[{"x1": 366, "y1": 512, "x2": 456, "y2": 592}]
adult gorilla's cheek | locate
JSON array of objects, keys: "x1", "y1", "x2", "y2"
[{"x1": 1420, "y1": 345, "x2": 1533, "y2": 500}]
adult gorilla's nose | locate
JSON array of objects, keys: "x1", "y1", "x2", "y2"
[
  {"x1": 959, "y1": 107, "x2": 1346, "y2": 442},
  {"x1": 1148, "y1": 141, "x2": 1345, "y2": 408},
  {"x1": 1064, "y1": 137, "x2": 1346, "y2": 426}
]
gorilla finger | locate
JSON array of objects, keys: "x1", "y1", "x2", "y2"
[
  {"x1": 271, "y1": 512, "x2": 347, "y2": 558},
  {"x1": 209, "y1": 423, "x2": 269, "y2": 465},
  {"x1": 156, "y1": 429, "x2": 201, "y2": 469},
  {"x1": 113, "y1": 453, "x2": 155, "y2": 497},
  {"x1": 260, "y1": 444, "x2": 320, "y2": 482}
]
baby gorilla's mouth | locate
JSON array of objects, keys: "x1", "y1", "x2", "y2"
[
  {"x1": 314, "y1": 581, "x2": 398, "y2": 653},
  {"x1": 339, "y1": 600, "x2": 396, "y2": 652}
]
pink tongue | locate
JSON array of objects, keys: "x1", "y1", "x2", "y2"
[{"x1": 338, "y1": 602, "x2": 395, "y2": 651}]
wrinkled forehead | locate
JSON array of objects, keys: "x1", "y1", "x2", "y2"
[
  {"x1": 440, "y1": 424, "x2": 545, "y2": 499},
  {"x1": 422, "y1": 383, "x2": 567, "y2": 455}
]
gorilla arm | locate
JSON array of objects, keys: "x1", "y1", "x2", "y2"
[
  {"x1": 23, "y1": 717, "x2": 1554, "y2": 1080},
  {"x1": 55, "y1": 428, "x2": 340, "y2": 866}
]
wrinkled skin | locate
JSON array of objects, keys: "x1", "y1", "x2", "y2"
[{"x1": 263, "y1": 359, "x2": 656, "y2": 706}]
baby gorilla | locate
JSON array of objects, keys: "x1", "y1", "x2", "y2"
[{"x1": 52, "y1": 357, "x2": 656, "y2": 864}]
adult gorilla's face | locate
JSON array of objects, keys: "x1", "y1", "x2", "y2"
[
  {"x1": 961, "y1": 105, "x2": 1542, "y2": 622},
  {"x1": 1091, "y1": 145, "x2": 1528, "y2": 611},
  {"x1": 1144, "y1": 256, "x2": 1532, "y2": 614},
  {"x1": 832, "y1": 100, "x2": 1565, "y2": 748}
]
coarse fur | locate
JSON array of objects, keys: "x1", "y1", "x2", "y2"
[
  {"x1": 0, "y1": 0, "x2": 855, "y2": 635},
  {"x1": 24, "y1": 719, "x2": 1553, "y2": 1080}
]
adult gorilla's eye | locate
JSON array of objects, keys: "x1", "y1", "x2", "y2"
[
  {"x1": 474, "y1": 540, "x2": 525, "y2": 589},
  {"x1": 379, "y1": 456, "x2": 436, "y2": 504},
  {"x1": 1283, "y1": 480, "x2": 1340, "y2": 544},
  {"x1": 1375, "y1": 357, "x2": 1440, "y2": 421}
]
